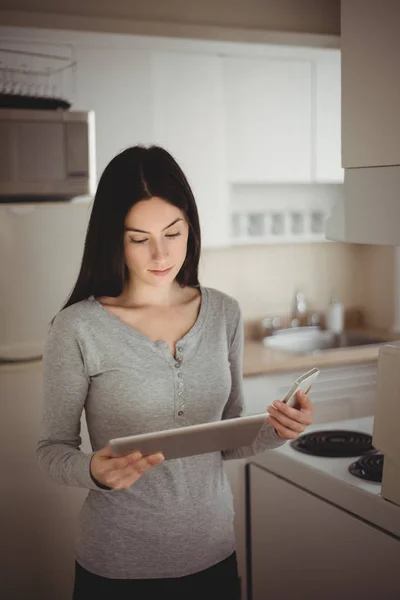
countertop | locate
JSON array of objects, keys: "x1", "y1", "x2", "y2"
[
  {"x1": 1, "y1": 328, "x2": 399, "y2": 377},
  {"x1": 243, "y1": 327, "x2": 400, "y2": 377}
]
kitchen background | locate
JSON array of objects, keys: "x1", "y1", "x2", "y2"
[
  {"x1": 0, "y1": 0, "x2": 397, "y2": 333},
  {"x1": 2, "y1": 1, "x2": 400, "y2": 600}
]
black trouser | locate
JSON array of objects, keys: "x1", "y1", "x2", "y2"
[{"x1": 72, "y1": 552, "x2": 240, "y2": 600}]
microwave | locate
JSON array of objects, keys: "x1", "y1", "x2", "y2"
[{"x1": 0, "y1": 108, "x2": 96, "y2": 201}]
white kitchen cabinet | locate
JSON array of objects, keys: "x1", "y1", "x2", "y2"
[
  {"x1": 314, "y1": 49, "x2": 344, "y2": 182},
  {"x1": 1, "y1": 25, "x2": 344, "y2": 246},
  {"x1": 243, "y1": 362, "x2": 377, "y2": 423},
  {"x1": 341, "y1": 0, "x2": 400, "y2": 168},
  {"x1": 223, "y1": 55, "x2": 312, "y2": 183},
  {"x1": 72, "y1": 45, "x2": 154, "y2": 182},
  {"x1": 248, "y1": 463, "x2": 400, "y2": 600},
  {"x1": 151, "y1": 51, "x2": 229, "y2": 248}
]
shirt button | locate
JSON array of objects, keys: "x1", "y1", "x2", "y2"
[
  {"x1": 178, "y1": 391, "x2": 183, "y2": 396},
  {"x1": 178, "y1": 410, "x2": 184, "y2": 416},
  {"x1": 177, "y1": 346, "x2": 183, "y2": 353},
  {"x1": 176, "y1": 356, "x2": 183, "y2": 363},
  {"x1": 177, "y1": 372, "x2": 183, "y2": 379},
  {"x1": 175, "y1": 362, "x2": 181, "y2": 369}
]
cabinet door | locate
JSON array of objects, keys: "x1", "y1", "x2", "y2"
[
  {"x1": 151, "y1": 51, "x2": 229, "y2": 248},
  {"x1": 341, "y1": 0, "x2": 400, "y2": 167},
  {"x1": 249, "y1": 464, "x2": 400, "y2": 600},
  {"x1": 223, "y1": 56, "x2": 312, "y2": 183},
  {"x1": 73, "y1": 45, "x2": 153, "y2": 183},
  {"x1": 314, "y1": 49, "x2": 344, "y2": 182}
]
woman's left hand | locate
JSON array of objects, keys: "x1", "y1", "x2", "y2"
[{"x1": 267, "y1": 390, "x2": 315, "y2": 440}]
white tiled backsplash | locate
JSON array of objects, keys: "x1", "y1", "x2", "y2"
[{"x1": 199, "y1": 242, "x2": 395, "y2": 330}]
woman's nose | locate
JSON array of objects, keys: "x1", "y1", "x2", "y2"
[{"x1": 151, "y1": 239, "x2": 168, "y2": 261}]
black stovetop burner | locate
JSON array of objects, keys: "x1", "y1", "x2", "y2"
[
  {"x1": 290, "y1": 429, "x2": 374, "y2": 457},
  {"x1": 349, "y1": 453, "x2": 384, "y2": 482}
]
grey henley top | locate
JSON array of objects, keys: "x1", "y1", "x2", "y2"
[{"x1": 37, "y1": 286, "x2": 285, "y2": 579}]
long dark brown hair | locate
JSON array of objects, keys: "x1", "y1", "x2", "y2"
[{"x1": 61, "y1": 145, "x2": 201, "y2": 310}]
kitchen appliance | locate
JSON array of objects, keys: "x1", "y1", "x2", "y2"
[
  {"x1": 290, "y1": 428, "x2": 374, "y2": 457},
  {"x1": 290, "y1": 427, "x2": 384, "y2": 482},
  {"x1": 0, "y1": 108, "x2": 96, "y2": 200},
  {"x1": 247, "y1": 416, "x2": 400, "y2": 600},
  {"x1": 1, "y1": 358, "x2": 92, "y2": 600},
  {"x1": 372, "y1": 344, "x2": 400, "y2": 506},
  {"x1": 0, "y1": 197, "x2": 95, "y2": 599},
  {"x1": 0, "y1": 200, "x2": 92, "y2": 361},
  {"x1": 0, "y1": 44, "x2": 97, "y2": 596},
  {"x1": 349, "y1": 452, "x2": 384, "y2": 482}
]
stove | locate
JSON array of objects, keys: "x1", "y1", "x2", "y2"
[
  {"x1": 290, "y1": 429, "x2": 374, "y2": 458},
  {"x1": 252, "y1": 416, "x2": 400, "y2": 539},
  {"x1": 289, "y1": 426, "x2": 384, "y2": 483},
  {"x1": 349, "y1": 452, "x2": 384, "y2": 482},
  {"x1": 249, "y1": 416, "x2": 400, "y2": 600}
]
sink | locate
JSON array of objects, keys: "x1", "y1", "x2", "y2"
[{"x1": 263, "y1": 326, "x2": 389, "y2": 355}]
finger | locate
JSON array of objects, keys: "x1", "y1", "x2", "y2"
[
  {"x1": 267, "y1": 401, "x2": 313, "y2": 426},
  {"x1": 295, "y1": 390, "x2": 315, "y2": 412},
  {"x1": 106, "y1": 453, "x2": 164, "y2": 488},
  {"x1": 106, "y1": 451, "x2": 143, "y2": 472},
  {"x1": 105, "y1": 467, "x2": 141, "y2": 488},
  {"x1": 136, "y1": 453, "x2": 165, "y2": 471},
  {"x1": 97, "y1": 452, "x2": 142, "y2": 487},
  {"x1": 119, "y1": 453, "x2": 164, "y2": 479},
  {"x1": 113, "y1": 475, "x2": 139, "y2": 490},
  {"x1": 145, "y1": 452, "x2": 165, "y2": 466},
  {"x1": 96, "y1": 444, "x2": 115, "y2": 457},
  {"x1": 268, "y1": 406, "x2": 305, "y2": 433},
  {"x1": 268, "y1": 415, "x2": 299, "y2": 440}
]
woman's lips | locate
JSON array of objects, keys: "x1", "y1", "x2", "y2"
[{"x1": 148, "y1": 267, "x2": 173, "y2": 276}]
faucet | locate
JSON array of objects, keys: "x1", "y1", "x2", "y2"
[{"x1": 291, "y1": 290, "x2": 307, "y2": 327}]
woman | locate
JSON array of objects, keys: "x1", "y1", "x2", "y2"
[{"x1": 37, "y1": 145, "x2": 314, "y2": 599}]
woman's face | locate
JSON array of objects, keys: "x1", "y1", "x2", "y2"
[{"x1": 124, "y1": 196, "x2": 189, "y2": 287}]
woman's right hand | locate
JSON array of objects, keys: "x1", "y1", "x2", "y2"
[{"x1": 90, "y1": 445, "x2": 164, "y2": 490}]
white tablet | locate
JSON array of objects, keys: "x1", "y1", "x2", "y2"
[{"x1": 108, "y1": 413, "x2": 268, "y2": 460}]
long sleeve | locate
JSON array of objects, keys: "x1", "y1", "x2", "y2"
[
  {"x1": 36, "y1": 312, "x2": 106, "y2": 491},
  {"x1": 222, "y1": 306, "x2": 287, "y2": 460}
]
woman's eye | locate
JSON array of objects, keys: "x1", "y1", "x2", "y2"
[
  {"x1": 166, "y1": 232, "x2": 182, "y2": 239},
  {"x1": 130, "y1": 238, "x2": 148, "y2": 244}
]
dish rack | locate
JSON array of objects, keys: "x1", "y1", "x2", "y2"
[{"x1": 0, "y1": 47, "x2": 76, "y2": 110}]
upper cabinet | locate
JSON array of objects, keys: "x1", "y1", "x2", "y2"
[
  {"x1": 73, "y1": 45, "x2": 154, "y2": 181},
  {"x1": 224, "y1": 48, "x2": 343, "y2": 185},
  {"x1": 314, "y1": 49, "x2": 344, "y2": 182},
  {"x1": 223, "y1": 56, "x2": 313, "y2": 183},
  {"x1": 151, "y1": 51, "x2": 229, "y2": 248},
  {"x1": 341, "y1": 0, "x2": 400, "y2": 168},
  {"x1": 0, "y1": 25, "x2": 343, "y2": 246}
]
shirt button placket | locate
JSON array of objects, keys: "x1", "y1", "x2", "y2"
[{"x1": 175, "y1": 346, "x2": 184, "y2": 416}]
